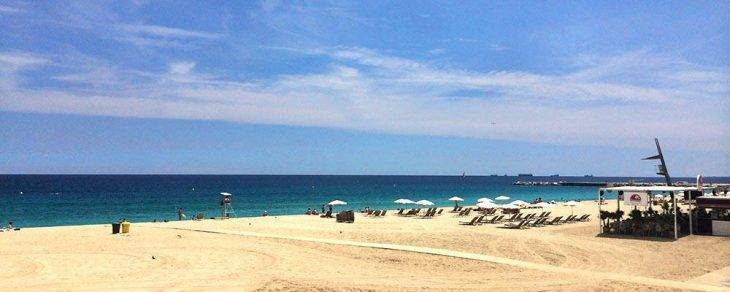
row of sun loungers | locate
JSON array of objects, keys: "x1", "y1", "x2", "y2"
[
  {"x1": 459, "y1": 213, "x2": 591, "y2": 227},
  {"x1": 364, "y1": 209, "x2": 388, "y2": 217},
  {"x1": 395, "y1": 208, "x2": 444, "y2": 217},
  {"x1": 455, "y1": 208, "x2": 473, "y2": 217}
]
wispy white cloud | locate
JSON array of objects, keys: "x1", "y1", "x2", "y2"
[
  {"x1": 1, "y1": 48, "x2": 727, "y2": 151},
  {"x1": 117, "y1": 24, "x2": 221, "y2": 40},
  {"x1": 111, "y1": 24, "x2": 221, "y2": 48},
  {"x1": 0, "y1": 4, "x2": 25, "y2": 14}
]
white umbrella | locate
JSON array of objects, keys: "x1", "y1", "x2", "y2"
[
  {"x1": 563, "y1": 200, "x2": 579, "y2": 216},
  {"x1": 328, "y1": 200, "x2": 347, "y2": 206},
  {"x1": 510, "y1": 200, "x2": 529, "y2": 206},
  {"x1": 500, "y1": 203, "x2": 519, "y2": 209},
  {"x1": 495, "y1": 195, "x2": 510, "y2": 201},
  {"x1": 448, "y1": 196, "x2": 464, "y2": 207},
  {"x1": 532, "y1": 202, "x2": 551, "y2": 208},
  {"x1": 477, "y1": 202, "x2": 498, "y2": 209},
  {"x1": 477, "y1": 197, "x2": 493, "y2": 203},
  {"x1": 394, "y1": 198, "x2": 414, "y2": 204},
  {"x1": 220, "y1": 192, "x2": 232, "y2": 196},
  {"x1": 654, "y1": 194, "x2": 664, "y2": 199},
  {"x1": 415, "y1": 200, "x2": 434, "y2": 206}
]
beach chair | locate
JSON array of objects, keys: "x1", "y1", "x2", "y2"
[
  {"x1": 504, "y1": 219, "x2": 529, "y2": 229},
  {"x1": 459, "y1": 216, "x2": 480, "y2": 226},
  {"x1": 395, "y1": 209, "x2": 404, "y2": 215},
  {"x1": 381, "y1": 210, "x2": 387, "y2": 216},
  {"x1": 372, "y1": 210, "x2": 381, "y2": 217},
  {"x1": 437, "y1": 209, "x2": 443, "y2": 215},
  {"x1": 561, "y1": 215, "x2": 575, "y2": 223},
  {"x1": 578, "y1": 214, "x2": 590, "y2": 221},
  {"x1": 543, "y1": 211, "x2": 552, "y2": 217},
  {"x1": 532, "y1": 217, "x2": 548, "y2": 227},
  {"x1": 545, "y1": 216, "x2": 562, "y2": 225},
  {"x1": 463, "y1": 208, "x2": 472, "y2": 216}
]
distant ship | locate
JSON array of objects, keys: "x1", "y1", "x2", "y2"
[
  {"x1": 517, "y1": 173, "x2": 533, "y2": 177},
  {"x1": 489, "y1": 174, "x2": 499, "y2": 177},
  {"x1": 584, "y1": 174, "x2": 594, "y2": 177},
  {"x1": 549, "y1": 174, "x2": 560, "y2": 177}
]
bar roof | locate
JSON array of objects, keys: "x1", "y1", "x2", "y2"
[{"x1": 600, "y1": 186, "x2": 703, "y2": 192}]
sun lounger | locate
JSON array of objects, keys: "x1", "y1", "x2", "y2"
[
  {"x1": 577, "y1": 214, "x2": 590, "y2": 221},
  {"x1": 381, "y1": 210, "x2": 387, "y2": 216},
  {"x1": 561, "y1": 215, "x2": 576, "y2": 223},
  {"x1": 459, "y1": 216, "x2": 481, "y2": 226},
  {"x1": 531, "y1": 217, "x2": 548, "y2": 227},
  {"x1": 436, "y1": 209, "x2": 443, "y2": 215},
  {"x1": 545, "y1": 216, "x2": 562, "y2": 225},
  {"x1": 504, "y1": 219, "x2": 529, "y2": 229},
  {"x1": 395, "y1": 209, "x2": 404, "y2": 215}
]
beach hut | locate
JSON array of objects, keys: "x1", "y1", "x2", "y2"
[
  {"x1": 415, "y1": 200, "x2": 434, "y2": 206},
  {"x1": 448, "y1": 196, "x2": 464, "y2": 207}
]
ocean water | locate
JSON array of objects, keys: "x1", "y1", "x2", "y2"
[{"x1": 1, "y1": 175, "x2": 728, "y2": 228}]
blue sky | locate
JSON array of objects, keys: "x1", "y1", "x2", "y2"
[{"x1": 0, "y1": 1, "x2": 728, "y2": 176}]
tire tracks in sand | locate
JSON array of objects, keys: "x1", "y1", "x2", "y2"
[{"x1": 151, "y1": 226, "x2": 725, "y2": 292}]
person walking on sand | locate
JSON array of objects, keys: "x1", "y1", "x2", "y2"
[{"x1": 177, "y1": 208, "x2": 186, "y2": 220}]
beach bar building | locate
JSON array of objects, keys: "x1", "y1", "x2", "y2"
[
  {"x1": 598, "y1": 185, "x2": 729, "y2": 239},
  {"x1": 694, "y1": 186, "x2": 730, "y2": 236}
]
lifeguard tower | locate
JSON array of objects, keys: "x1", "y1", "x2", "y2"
[{"x1": 220, "y1": 192, "x2": 236, "y2": 218}]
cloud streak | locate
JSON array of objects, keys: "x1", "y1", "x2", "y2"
[{"x1": 0, "y1": 47, "x2": 728, "y2": 151}]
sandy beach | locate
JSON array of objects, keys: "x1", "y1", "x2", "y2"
[{"x1": 1, "y1": 202, "x2": 728, "y2": 291}]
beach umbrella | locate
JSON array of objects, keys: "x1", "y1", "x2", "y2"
[
  {"x1": 510, "y1": 200, "x2": 529, "y2": 206},
  {"x1": 220, "y1": 192, "x2": 232, "y2": 196},
  {"x1": 654, "y1": 194, "x2": 664, "y2": 200},
  {"x1": 477, "y1": 202, "x2": 498, "y2": 209},
  {"x1": 448, "y1": 196, "x2": 464, "y2": 207},
  {"x1": 563, "y1": 200, "x2": 579, "y2": 216},
  {"x1": 328, "y1": 200, "x2": 347, "y2": 206},
  {"x1": 532, "y1": 202, "x2": 551, "y2": 209},
  {"x1": 500, "y1": 203, "x2": 519, "y2": 209},
  {"x1": 415, "y1": 200, "x2": 434, "y2": 206},
  {"x1": 477, "y1": 197, "x2": 493, "y2": 203},
  {"x1": 495, "y1": 195, "x2": 510, "y2": 201},
  {"x1": 394, "y1": 198, "x2": 414, "y2": 204}
]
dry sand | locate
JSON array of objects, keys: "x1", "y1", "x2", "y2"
[{"x1": 1, "y1": 202, "x2": 728, "y2": 291}]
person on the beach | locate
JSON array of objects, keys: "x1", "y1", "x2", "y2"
[
  {"x1": 6, "y1": 221, "x2": 14, "y2": 229},
  {"x1": 321, "y1": 204, "x2": 325, "y2": 213},
  {"x1": 306, "y1": 208, "x2": 311, "y2": 215},
  {"x1": 262, "y1": 210, "x2": 268, "y2": 217},
  {"x1": 177, "y1": 208, "x2": 185, "y2": 220}
]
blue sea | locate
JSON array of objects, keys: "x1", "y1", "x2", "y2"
[{"x1": 1, "y1": 175, "x2": 728, "y2": 228}]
